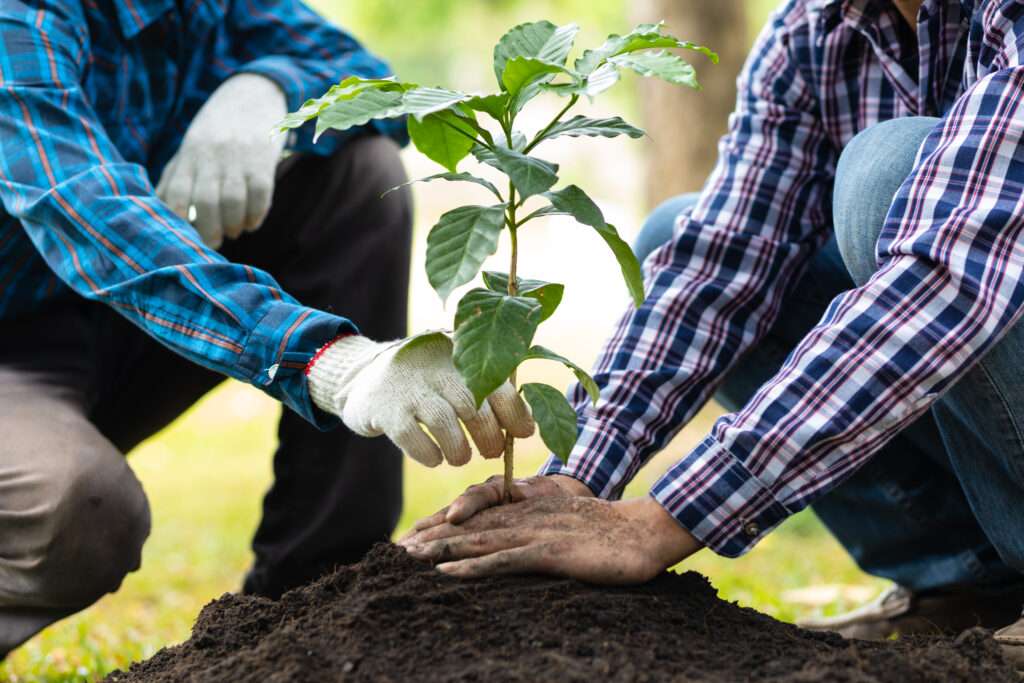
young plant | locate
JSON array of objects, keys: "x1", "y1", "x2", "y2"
[{"x1": 279, "y1": 21, "x2": 715, "y2": 498}]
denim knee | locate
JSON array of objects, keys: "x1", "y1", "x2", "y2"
[
  {"x1": 833, "y1": 117, "x2": 940, "y2": 286},
  {"x1": 633, "y1": 193, "x2": 701, "y2": 265}
]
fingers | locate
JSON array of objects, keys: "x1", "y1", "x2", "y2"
[
  {"x1": 158, "y1": 157, "x2": 194, "y2": 222},
  {"x1": 244, "y1": 171, "x2": 273, "y2": 232},
  {"x1": 389, "y1": 418, "x2": 443, "y2": 468},
  {"x1": 437, "y1": 546, "x2": 550, "y2": 579},
  {"x1": 220, "y1": 173, "x2": 247, "y2": 241},
  {"x1": 404, "y1": 508, "x2": 449, "y2": 537},
  {"x1": 192, "y1": 165, "x2": 223, "y2": 249},
  {"x1": 435, "y1": 375, "x2": 505, "y2": 459},
  {"x1": 417, "y1": 400, "x2": 472, "y2": 467},
  {"x1": 405, "y1": 528, "x2": 532, "y2": 564},
  {"x1": 446, "y1": 476, "x2": 506, "y2": 525},
  {"x1": 488, "y1": 382, "x2": 535, "y2": 438}
]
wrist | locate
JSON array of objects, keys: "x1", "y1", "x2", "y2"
[
  {"x1": 548, "y1": 474, "x2": 595, "y2": 498},
  {"x1": 617, "y1": 496, "x2": 702, "y2": 569},
  {"x1": 305, "y1": 334, "x2": 379, "y2": 412}
]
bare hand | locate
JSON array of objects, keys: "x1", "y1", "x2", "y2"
[
  {"x1": 400, "y1": 496, "x2": 702, "y2": 585},
  {"x1": 401, "y1": 474, "x2": 593, "y2": 541}
]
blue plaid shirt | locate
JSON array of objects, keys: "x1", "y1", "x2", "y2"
[
  {"x1": 544, "y1": 0, "x2": 1024, "y2": 556},
  {"x1": 0, "y1": 0, "x2": 403, "y2": 426}
]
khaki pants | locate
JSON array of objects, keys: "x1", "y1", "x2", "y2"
[{"x1": 0, "y1": 135, "x2": 412, "y2": 656}]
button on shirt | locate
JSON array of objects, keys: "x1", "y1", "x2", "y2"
[
  {"x1": 543, "y1": 0, "x2": 1024, "y2": 556},
  {"x1": 0, "y1": 0, "x2": 404, "y2": 426}
]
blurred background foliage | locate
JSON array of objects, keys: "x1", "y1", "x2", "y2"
[{"x1": 2, "y1": 2, "x2": 889, "y2": 681}]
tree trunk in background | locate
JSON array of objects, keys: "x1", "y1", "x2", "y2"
[{"x1": 633, "y1": 1, "x2": 749, "y2": 210}]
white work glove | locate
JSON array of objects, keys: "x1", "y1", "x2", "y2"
[
  {"x1": 307, "y1": 334, "x2": 536, "y2": 467},
  {"x1": 156, "y1": 72, "x2": 287, "y2": 249}
]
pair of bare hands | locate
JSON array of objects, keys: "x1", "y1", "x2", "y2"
[{"x1": 398, "y1": 474, "x2": 702, "y2": 585}]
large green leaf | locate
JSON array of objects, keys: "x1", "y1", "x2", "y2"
[
  {"x1": 383, "y1": 172, "x2": 502, "y2": 201},
  {"x1": 403, "y1": 87, "x2": 472, "y2": 119},
  {"x1": 502, "y1": 57, "x2": 567, "y2": 96},
  {"x1": 465, "y1": 93, "x2": 510, "y2": 121},
  {"x1": 493, "y1": 21, "x2": 580, "y2": 83},
  {"x1": 575, "y1": 22, "x2": 717, "y2": 76},
  {"x1": 490, "y1": 147, "x2": 559, "y2": 199},
  {"x1": 277, "y1": 77, "x2": 402, "y2": 132},
  {"x1": 407, "y1": 109, "x2": 478, "y2": 172},
  {"x1": 454, "y1": 289, "x2": 543, "y2": 405},
  {"x1": 313, "y1": 88, "x2": 405, "y2": 141},
  {"x1": 425, "y1": 205, "x2": 507, "y2": 302},
  {"x1": 521, "y1": 383, "x2": 578, "y2": 462},
  {"x1": 524, "y1": 346, "x2": 599, "y2": 405},
  {"x1": 543, "y1": 115, "x2": 645, "y2": 141},
  {"x1": 481, "y1": 271, "x2": 564, "y2": 321},
  {"x1": 545, "y1": 185, "x2": 645, "y2": 307},
  {"x1": 609, "y1": 51, "x2": 700, "y2": 89}
]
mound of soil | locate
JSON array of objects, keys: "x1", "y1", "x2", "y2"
[{"x1": 106, "y1": 544, "x2": 1016, "y2": 682}]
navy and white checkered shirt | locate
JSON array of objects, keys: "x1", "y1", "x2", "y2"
[
  {"x1": 0, "y1": 1, "x2": 404, "y2": 426},
  {"x1": 543, "y1": 0, "x2": 1024, "y2": 556}
]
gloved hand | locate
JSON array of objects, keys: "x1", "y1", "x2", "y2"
[
  {"x1": 307, "y1": 334, "x2": 536, "y2": 467},
  {"x1": 156, "y1": 72, "x2": 287, "y2": 249}
]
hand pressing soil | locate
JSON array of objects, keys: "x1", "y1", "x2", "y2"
[{"x1": 105, "y1": 544, "x2": 1017, "y2": 683}]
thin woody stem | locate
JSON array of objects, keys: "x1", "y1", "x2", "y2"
[{"x1": 503, "y1": 182, "x2": 519, "y2": 502}]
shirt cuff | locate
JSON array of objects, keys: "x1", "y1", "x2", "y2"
[
  {"x1": 650, "y1": 434, "x2": 792, "y2": 558},
  {"x1": 239, "y1": 301, "x2": 358, "y2": 429},
  {"x1": 539, "y1": 423, "x2": 637, "y2": 499}
]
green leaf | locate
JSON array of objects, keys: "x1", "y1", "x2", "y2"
[
  {"x1": 402, "y1": 87, "x2": 471, "y2": 119},
  {"x1": 407, "y1": 109, "x2": 478, "y2": 172},
  {"x1": 490, "y1": 147, "x2": 559, "y2": 199},
  {"x1": 609, "y1": 51, "x2": 700, "y2": 89},
  {"x1": 544, "y1": 185, "x2": 645, "y2": 307},
  {"x1": 425, "y1": 205, "x2": 507, "y2": 302},
  {"x1": 543, "y1": 115, "x2": 645, "y2": 141},
  {"x1": 502, "y1": 57, "x2": 567, "y2": 96},
  {"x1": 382, "y1": 172, "x2": 502, "y2": 201},
  {"x1": 521, "y1": 383, "x2": 578, "y2": 462},
  {"x1": 493, "y1": 21, "x2": 580, "y2": 83},
  {"x1": 394, "y1": 330, "x2": 451, "y2": 359},
  {"x1": 575, "y1": 22, "x2": 717, "y2": 76},
  {"x1": 465, "y1": 93, "x2": 510, "y2": 121},
  {"x1": 481, "y1": 271, "x2": 564, "y2": 321},
  {"x1": 454, "y1": 289, "x2": 543, "y2": 405},
  {"x1": 277, "y1": 77, "x2": 403, "y2": 132},
  {"x1": 541, "y1": 62, "x2": 620, "y2": 99},
  {"x1": 524, "y1": 346, "x2": 599, "y2": 405},
  {"x1": 314, "y1": 88, "x2": 405, "y2": 141}
]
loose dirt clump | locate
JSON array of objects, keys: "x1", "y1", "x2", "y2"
[{"x1": 106, "y1": 544, "x2": 1017, "y2": 682}]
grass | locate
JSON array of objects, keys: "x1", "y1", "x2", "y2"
[{"x1": 0, "y1": 381, "x2": 886, "y2": 682}]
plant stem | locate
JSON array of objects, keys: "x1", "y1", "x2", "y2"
[
  {"x1": 523, "y1": 94, "x2": 579, "y2": 153},
  {"x1": 503, "y1": 182, "x2": 519, "y2": 503}
]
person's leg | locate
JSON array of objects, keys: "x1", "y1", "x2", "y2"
[
  {"x1": 633, "y1": 194, "x2": 701, "y2": 265},
  {"x1": 92, "y1": 134, "x2": 412, "y2": 598},
  {"x1": 831, "y1": 118, "x2": 1024, "y2": 584},
  {"x1": 0, "y1": 308, "x2": 150, "y2": 657}
]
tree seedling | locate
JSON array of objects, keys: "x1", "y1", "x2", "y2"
[{"x1": 278, "y1": 20, "x2": 715, "y2": 499}]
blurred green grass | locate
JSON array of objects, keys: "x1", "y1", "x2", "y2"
[{"x1": 0, "y1": 382, "x2": 885, "y2": 682}]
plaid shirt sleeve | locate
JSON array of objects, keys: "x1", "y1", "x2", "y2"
[
  {"x1": 547, "y1": 7, "x2": 1024, "y2": 558},
  {"x1": 0, "y1": 9, "x2": 352, "y2": 428},
  {"x1": 228, "y1": 0, "x2": 407, "y2": 154}
]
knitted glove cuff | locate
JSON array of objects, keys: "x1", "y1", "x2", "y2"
[{"x1": 306, "y1": 335, "x2": 386, "y2": 413}]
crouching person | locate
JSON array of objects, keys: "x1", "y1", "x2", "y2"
[
  {"x1": 403, "y1": 0, "x2": 1024, "y2": 669},
  {"x1": 0, "y1": 0, "x2": 533, "y2": 658}
]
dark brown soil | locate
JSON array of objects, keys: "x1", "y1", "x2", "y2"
[{"x1": 106, "y1": 543, "x2": 1017, "y2": 682}]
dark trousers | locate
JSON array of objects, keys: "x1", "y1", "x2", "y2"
[{"x1": 0, "y1": 135, "x2": 411, "y2": 655}]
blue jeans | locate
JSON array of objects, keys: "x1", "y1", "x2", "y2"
[{"x1": 636, "y1": 117, "x2": 1024, "y2": 592}]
